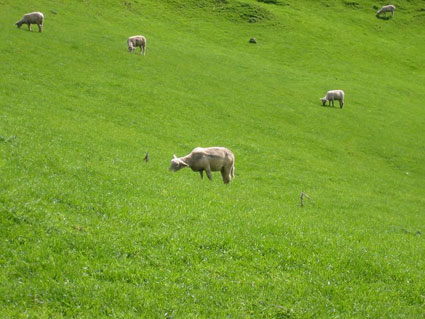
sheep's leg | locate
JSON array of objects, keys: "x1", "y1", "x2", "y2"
[
  {"x1": 221, "y1": 168, "x2": 231, "y2": 184},
  {"x1": 27, "y1": 23, "x2": 31, "y2": 31},
  {"x1": 206, "y1": 170, "x2": 212, "y2": 181},
  {"x1": 199, "y1": 170, "x2": 204, "y2": 179},
  {"x1": 38, "y1": 24, "x2": 42, "y2": 32}
]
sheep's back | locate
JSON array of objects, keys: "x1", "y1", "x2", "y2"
[{"x1": 23, "y1": 12, "x2": 44, "y2": 23}]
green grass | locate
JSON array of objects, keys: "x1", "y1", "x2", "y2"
[{"x1": 1, "y1": 0, "x2": 424, "y2": 318}]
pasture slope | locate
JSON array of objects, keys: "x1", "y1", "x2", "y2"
[{"x1": 1, "y1": 0, "x2": 424, "y2": 318}]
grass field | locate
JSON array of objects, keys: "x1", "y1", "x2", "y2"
[{"x1": 1, "y1": 0, "x2": 425, "y2": 318}]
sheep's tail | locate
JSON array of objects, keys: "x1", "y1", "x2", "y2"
[
  {"x1": 143, "y1": 38, "x2": 147, "y2": 55},
  {"x1": 231, "y1": 161, "x2": 235, "y2": 179}
]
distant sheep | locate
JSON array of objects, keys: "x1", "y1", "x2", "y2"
[
  {"x1": 169, "y1": 147, "x2": 235, "y2": 184},
  {"x1": 377, "y1": 5, "x2": 396, "y2": 17},
  {"x1": 15, "y1": 12, "x2": 44, "y2": 32},
  {"x1": 127, "y1": 35, "x2": 147, "y2": 55},
  {"x1": 320, "y1": 90, "x2": 345, "y2": 108}
]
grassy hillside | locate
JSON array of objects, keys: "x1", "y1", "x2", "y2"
[{"x1": 1, "y1": 0, "x2": 424, "y2": 318}]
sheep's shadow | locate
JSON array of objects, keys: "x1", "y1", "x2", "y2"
[
  {"x1": 376, "y1": 15, "x2": 392, "y2": 20},
  {"x1": 321, "y1": 104, "x2": 343, "y2": 110},
  {"x1": 16, "y1": 28, "x2": 41, "y2": 32}
]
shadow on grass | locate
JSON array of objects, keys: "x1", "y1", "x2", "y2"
[
  {"x1": 15, "y1": 27, "x2": 42, "y2": 32},
  {"x1": 321, "y1": 104, "x2": 343, "y2": 110},
  {"x1": 376, "y1": 15, "x2": 393, "y2": 21}
]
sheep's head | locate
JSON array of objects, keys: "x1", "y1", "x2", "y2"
[
  {"x1": 169, "y1": 155, "x2": 189, "y2": 172},
  {"x1": 320, "y1": 98, "x2": 327, "y2": 106},
  {"x1": 128, "y1": 46, "x2": 134, "y2": 53},
  {"x1": 15, "y1": 21, "x2": 22, "y2": 28}
]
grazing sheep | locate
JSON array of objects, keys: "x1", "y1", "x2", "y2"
[
  {"x1": 15, "y1": 12, "x2": 44, "y2": 32},
  {"x1": 169, "y1": 147, "x2": 235, "y2": 184},
  {"x1": 320, "y1": 90, "x2": 345, "y2": 108},
  {"x1": 377, "y1": 5, "x2": 396, "y2": 17},
  {"x1": 127, "y1": 35, "x2": 147, "y2": 55}
]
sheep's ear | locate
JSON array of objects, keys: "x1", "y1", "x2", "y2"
[
  {"x1": 173, "y1": 154, "x2": 177, "y2": 159},
  {"x1": 180, "y1": 159, "x2": 189, "y2": 167}
]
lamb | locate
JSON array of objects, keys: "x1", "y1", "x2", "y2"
[
  {"x1": 376, "y1": 5, "x2": 396, "y2": 17},
  {"x1": 169, "y1": 147, "x2": 235, "y2": 184},
  {"x1": 127, "y1": 35, "x2": 147, "y2": 55},
  {"x1": 320, "y1": 90, "x2": 345, "y2": 108},
  {"x1": 15, "y1": 12, "x2": 44, "y2": 32}
]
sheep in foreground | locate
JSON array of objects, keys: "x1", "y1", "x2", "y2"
[
  {"x1": 320, "y1": 90, "x2": 345, "y2": 108},
  {"x1": 15, "y1": 12, "x2": 44, "y2": 32},
  {"x1": 377, "y1": 5, "x2": 396, "y2": 17},
  {"x1": 169, "y1": 147, "x2": 235, "y2": 184},
  {"x1": 127, "y1": 35, "x2": 147, "y2": 55}
]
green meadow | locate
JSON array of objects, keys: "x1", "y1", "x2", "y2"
[{"x1": 1, "y1": 0, "x2": 424, "y2": 317}]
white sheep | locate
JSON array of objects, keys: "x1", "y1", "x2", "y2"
[
  {"x1": 376, "y1": 5, "x2": 396, "y2": 17},
  {"x1": 320, "y1": 90, "x2": 345, "y2": 108},
  {"x1": 169, "y1": 147, "x2": 235, "y2": 184},
  {"x1": 15, "y1": 12, "x2": 44, "y2": 32},
  {"x1": 127, "y1": 35, "x2": 147, "y2": 55}
]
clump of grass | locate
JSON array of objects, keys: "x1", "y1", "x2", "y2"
[
  {"x1": 257, "y1": 0, "x2": 280, "y2": 4},
  {"x1": 163, "y1": 0, "x2": 274, "y2": 23},
  {"x1": 344, "y1": 1, "x2": 360, "y2": 8},
  {"x1": 235, "y1": 1, "x2": 273, "y2": 23}
]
